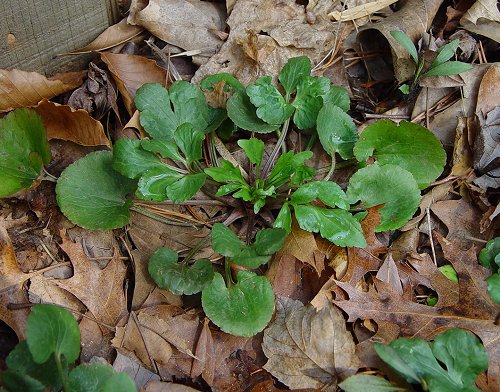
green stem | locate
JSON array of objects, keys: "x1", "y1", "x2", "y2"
[
  {"x1": 261, "y1": 117, "x2": 291, "y2": 179},
  {"x1": 224, "y1": 258, "x2": 233, "y2": 288},
  {"x1": 182, "y1": 237, "x2": 209, "y2": 265},
  {"x1": 305, "y1": 133, "x2": 317, "y2": 151},
  {"x1": 165, "y1": 164, "x2": 189, "y2": 175},
  {"x1": 55, "y1": 354, "x2": 69, "y2": 392},
  {"x1": 323, "y1": 153, "x2": 336, "y2": 181}
]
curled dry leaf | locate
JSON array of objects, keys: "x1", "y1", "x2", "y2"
[
  {"x1": 67, "y1": 18, "x2": 144, "y2": 54},
  {"x1": 144, "y1": 381, "x2": 202, "y2": 392},
  {"x1": 101, "y1": 52, "x2": 167, "y2": 115},
  {"x1": 0, "y1": 69, "x2": 85, "y2": 112},
  {"x1": 128, "y1": 0, "x2": 226, "y2": 65},
  {"x1": 460, "y1": 0, "x2": 500, "y2": 43},
  {"x1": 33, "y1": 99, "x2": 110, "y2": 147},
  {"x1": 329, "y1": 0, "x2": 398, "y2": 21},
  {"x1": 262, "y1": 296, "x2": 360, "y2": 391}
]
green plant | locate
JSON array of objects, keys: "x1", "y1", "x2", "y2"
[
  {"x1": 390, "y1": 31, "x2": 473, "y2": 94},
  {"x1": 2, "y1": 56, "x2": 448, "y2": 337},
  {"x1": 148, "y1": 223, "x2": 286, "y2": 336},
  {"x1": 340, "y1": 328, "x2": 488, "y2": 392},
  {"x1": 479, "y1": 237, "x2": 500, "y2": 304},
  {"x1": 1, "y1": 304, "x2": 136, "y2": 392}
]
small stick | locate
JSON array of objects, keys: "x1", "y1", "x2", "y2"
[{"x1": 426, "y1": 207, "x2": 437, "y2": 266}]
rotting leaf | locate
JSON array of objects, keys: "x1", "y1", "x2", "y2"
[{"x1": 262, "y1": 297, "x2": 359, "y2": 391}]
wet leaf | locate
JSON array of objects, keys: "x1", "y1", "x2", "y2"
[
  {"x1": 56, "y1": 151, "x2": 137, "y2": 230},
  {"x1": 202, "y1": 271, "x2": 275, "y2": 336},
  {"x1": 0, "y1": 108, "x2": 51, "y2": 197},
  {"x1": 262, "y1": 297, "x2": 359, "y2": 390},
  {"x1": 148, "y1": 247, "x2": 214, "y2": 295}
]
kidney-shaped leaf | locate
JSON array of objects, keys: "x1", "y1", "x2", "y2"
[
  {"x1": 148, "y1": 247, "x2": 214, "y2": 295},
  {"x1": 347, "y1": 164, "x2": 421, "y2": 232},
  {"x1": 56, "y1": 151, "x2": 137, "y2": 230},
  {"x1": 202, "y1": 271, "x2": 275, "y2": 337},
  {"x1": 112, "y1": 138, "x2": 164, "y2": 179},
  {"x1": 68, "y1": 363, "x2": 136, "y2": 392},
  {"x1": 0, "y1": 108, "x2": 51, "y2": 198},
  {"x1": 354, "y1": 120, "x2": 446, "y2": 189},
  {"x1": 227, "y1": 90, "x2": 278, "y2": 133},
  {"x1": 26, "y1": 304, "x2": 80, "y2": 364}
]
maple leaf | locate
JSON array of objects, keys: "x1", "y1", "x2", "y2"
[
  {"x1": 55, "y1": 230, "x2": 128, "y2": 325},
  {"x1": 334, "y1": 233, "x2": 500, "y2": 387}
]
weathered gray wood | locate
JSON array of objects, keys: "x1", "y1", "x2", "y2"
[{"x1": 0, "y1": 0, "x2": 120, "y2": 76}]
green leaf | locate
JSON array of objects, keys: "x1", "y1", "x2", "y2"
[
  {"x1": 166, "y1": 173, "x2": 206, "y2": 203},
  {"x1": 200, "y1": 73, "x2": 245, "y2": 93},
  {"x1": 274, "y1": 203, "x2": 292, "y2": 233},
  {"x1": 0, "y1": 108, "x2": 51, "y2": 198},
  {"x1": 211, "y1": 223, "x2": 245, "y2": 258},
  {"x1": 439, "y1": 264, "x2": 458, "y2": 283},
  {"x1": 268, "y1": 151, "x2": 313, "y2": 188},
  {"x1": 205, "y1": 106, "x2": 228, "y2": 133},
  {"x1": 290, "y1": 181, "x2": 350, "y2": 210},
  {"x1": 374, "y1": 343, "x2": 421, "y2": 384},
  {"x1": 227, "y1": 90, "x2": 279, "y2": 133},
  {"x1": 376, "y1": 329, "x2": 488, "y2": 391},
  {"x1": 1, "y1": 370, "x2": 46, "y2": 392},
  {"x1": 431, "y1": 329, "x2": 488, "y2": 388},
  {"x1": 432, "y1": 39, "x2": 460, "y2": 67},
  {"x1": 141, "y1": 139, "x2": 184, "y2": 162},
  {"x1": 486, "y1": 273, "x2": 500, "y2": 304},
  {"x1": 101, "y1": 372, "x2": 137, "y2": 392},
  {"x1": 6, "y1": 341, "x2": 61, "y2": 389},
  {"x1": 173, "y1": 123, "x2": 204, "y2": 164},
  {"x1": 390, "y1": 30, "x2": 418, "y2": 63},
  {"x1": 247, "y1": 76, "x2": 294, "y2": 125},
  {"x1": 478, "y1": 237, "x2": 500, "y2": 271},
  {"x1": 26, "y1": 304, "x2": 80, "y2": 364},
  {"x1": 135, "y1": 81, "x2": 208, "y2": 141},
  {"x1": 254, "y1": 228, "x2": 287, "y2": 255},
  {"x1": 148, "y1": 247, "x2": 214, "y2": 295},
  {"x1": 322, "y1": 86, "x2": 350, "y2": 112},
  {"x1": 238, "y1": 138, "x2": 265, "y2": 167},
  {"x1": 112, "y1": 139, "x2": 163, "y2": 179},
  {"x1": 67, "y1": 363, "x2": 115, "y2": 392},
  {"x1": 423, "y1": 61, "x2": 473, "y2": 78},
  {"x1": 136, "y1": 166, "x2": 181, "y2": 201},
  {"x1": 278, "y1": 56, "x2": 311, "y2": 96},
  {"x1": 399, "y1": 84, "x2": 410, "y2": 95},
  {"x1": 317, "y1": 103, "x2": 358, "y2": 159},
  {"x1": 295, "y1": 205, "x2": 366, "y2": 247},
  {"x1": 353, "y1": 120, "x2": 446, "y2": 189},
  {"x1": 347, "y1": 164, "x2": 421, "y2": 231},
  {"x1": 339, "y1": 374, "x2": 404, "y2": 392},
  {"x1": 201, "y1": 271, "x2": 275, "y2": 336},
  {"x1": 56, "y1": 151, "x2": 137, "y2": 230},
  {"x1": 205, "y1": 159, "x2": 246, "y2": 184},
  {"x1": 292, "y1": 76, "x2": 331, "y2": 129}
]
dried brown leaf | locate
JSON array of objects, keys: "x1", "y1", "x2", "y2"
[
  {"x1": 460, "y1": 0, "x2": 500, "y2": 43},
  {"x1": 262, "y1": 297, "x2": 360, "y2": 390},
  {"x1": 28, "y1": 275, "x2": 85, "y2": 313},
  {"x1": 33, "y1": 99, "x2": 110, "y2": 146},
  {"x1": 68, "y1": 18, "x2": 144, "y2": 54},
  {"x1": 55, "y1": 230, "x2": 128, "y2": 325},
  {"x1": 191, "y1": 318, "x2": 215, "y2": 385},
  {"x1": 376, "y1": 253, "x2": 403, "y2": 295},
  {"x1": 113, "y1": 350, "x2": 161, "y2": 389},
  {"x1": 144, "y1": 381, "x2": 202, "y2": 392},
  {"x1": 0, "y1": 69, "x2": 85, "y2": 112},
  {"x1": 101, "y1": 52, "x2": 167, "y2": 115}
]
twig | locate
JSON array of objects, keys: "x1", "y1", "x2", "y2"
[
  {"x1": 131, "y1": 205, "x2": 200, "y2": 227},
  {"x1": 426, "y1": 207, "x2": 437, "y2": 266}
]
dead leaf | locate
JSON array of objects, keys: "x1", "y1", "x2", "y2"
[
  {"x1": 0, "y1": 69, "x2": 85, "y2": 112},
  {"x1": 113, "y1": 350, "x2": 161, "y2": 389},
  {"x1": 431, "y1": 198, "x2": 487, "y2": 248},
  {"x1": 266, "y1": 254, "x2": 305, "y2": 301},
  {"x1": 334, "y1": 233, "x2": 500, "y2": 387},
  {"x1": 451, "y1": 116, "x2": 475, "y2": 177},
  {"x1": 55, "y1": 230, "x2": 128, "y2": 325},
  {"x1": 33, "y1": 99, "x2": 110, "y2": 146},
  {"x1": 329, "y1": 0, "x2": 398, "y2": 21},
  {"x1": 67, "y1": 18, "x2": 144, "y2": 53},
  {"x1": 391, "y1": 228, "x2": 419, "y2": 262},
  {"x1": 460, "y1": 0, "x2": 500, "y2": 43},
  {"x1": 101, "y1": 52, "x2": 167, "y2": 115},
  {"x1": 275, "y1": 218, "x2": 323, "y2": 275},
  {"x1": 262, "y1": 297, "x2": 360, "y2": 391},
  {"x1": 128, "y1": 0, "x2": 226, "y2": 65},
  {"x1": 191, "y1": 318, "x2": 215, "y2": 385},
  {"x1": 144, "y1": 381, "x2": 202, "y2": 392},
  {"x1": 28, "y1": 275, "x2": 85, "y2": 312},
  {"x1": 79, "y1": 316, "x2": 115, "y2": 362},
  {"x1": 375, "y1": 253, "x2": 403, "y2": 295}
]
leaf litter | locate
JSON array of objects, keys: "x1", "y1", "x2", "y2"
[{"x1": 0, "y1": 0, "x2": 499, "y2": 391}]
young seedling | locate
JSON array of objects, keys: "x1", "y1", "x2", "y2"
[
  {"x1": 390, "y1": 31, "x2": 473, "y2": 95},
  {"x1": 1, "y1": 304, "x2": 136, "y2": 392}
]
